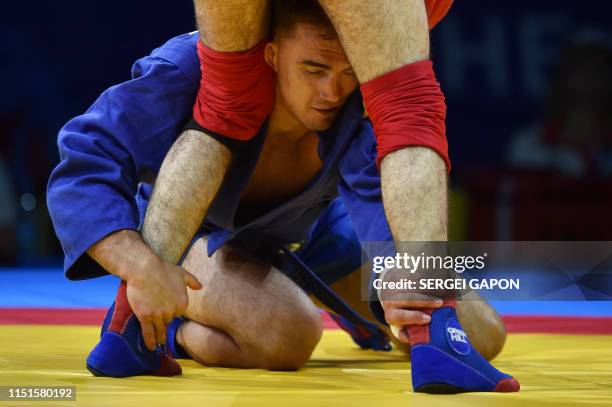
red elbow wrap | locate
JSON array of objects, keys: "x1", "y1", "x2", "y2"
[
  {"x1": 360, "y1": 60, "x2": 450, "y2": 172},
  {"x1": 193, "y1": 39, "x2": 275, "y2": 141}
]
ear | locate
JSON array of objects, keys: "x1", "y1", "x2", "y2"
[{"x1": 264, "y1": 42, "x2": 279, "y2": 72}]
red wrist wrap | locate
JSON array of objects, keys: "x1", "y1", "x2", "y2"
[
  {"x1": 193, "y1": 39, "x2": 275, "y2": 140},
  {"x1": 406, "y1": 298, "x2": 456, "y2": 344},
  {"x1": 360, "y1": 60, "x2": 450, "y2": 172}
]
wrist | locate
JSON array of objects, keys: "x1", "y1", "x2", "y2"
[{"x1": 87, "y1": 229, "x2": 153, "y2": 281}]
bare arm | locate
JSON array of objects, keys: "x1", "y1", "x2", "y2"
[
  {"x1": 138, "y1": 0, "x2": 270, "y2": 268},
  {"x1": 138, "y1": 0, "x2": 272, "y2": 262},
  {"x1": 320, "y1": 0, "x2": 449, "y2": 340},
  {"x1": 381, "y1": 147, "x2": 447, "y2": 241},
  {"x1": 86, "y1": 132, "x2": 231, "y2": 270},
  {"x1": 379, "y1": 148, "x2": 448, "y2": 341},
  {"x1": 86, "y1": 131, "x2": 230, "y2": 351},
  {"x1": 194, "y1": 0, "x2": 270, "y2": 51},
  {"x1": 319, "y1": 0, "x2": 444, "y2": 241},
  {"x1": 319, "y1": 0, "x2": 429, "y2": 83},
  {"x1": 90, "y1": 1, "x2": 270, "y2": 350},
  {"x1": 142, "y1": 131, "x2": 230, "y2": 263},
  {"x1": 142, "y1": 0, "x2": 270, "y2": 262}
]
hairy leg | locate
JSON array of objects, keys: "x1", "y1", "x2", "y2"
[
  {"x1": 317, "y1": 269, "x2": 506, "y2": 361},
  {"x1": 176, "y1": 238, "x2": 323, "y2": 370}
]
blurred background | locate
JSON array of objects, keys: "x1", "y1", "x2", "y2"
[{"x1": 0, "y1": 0, "x2": 611, "y2": 268}]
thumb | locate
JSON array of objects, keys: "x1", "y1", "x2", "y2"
[{"x1": 182, "y1": 269, "x2": 203, "y2": 290}]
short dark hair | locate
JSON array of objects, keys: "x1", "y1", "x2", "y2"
[{"x1": 271, "y1": 0, "x2": 335, "y2": 38}]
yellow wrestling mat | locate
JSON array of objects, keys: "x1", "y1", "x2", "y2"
[{"x1": 1, "y1": 326, "x2": 611, "y2": 406}]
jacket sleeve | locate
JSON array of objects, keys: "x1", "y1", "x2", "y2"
[
  {"x1": 47, "y1": 49, "x2": 199, "y2": 280},
  {"x1": 337, "y1": 119, "x2": 396, "y2": 260}
]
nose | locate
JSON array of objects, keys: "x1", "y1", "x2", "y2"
[{"x1": 319, "y1": 75, "x2": 343, "y2": 104}]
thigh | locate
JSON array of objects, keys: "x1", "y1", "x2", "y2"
[{"x1": 181, "y1": 237, "x2": 322, "y2": 353}]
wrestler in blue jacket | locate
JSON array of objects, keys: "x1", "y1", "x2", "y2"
[
  {"x1": 47, "y1": 29, "x2": 517, "y2": 393},
  {"x1": 47, "y1": 32, "x2": 390, "y2": 282}
]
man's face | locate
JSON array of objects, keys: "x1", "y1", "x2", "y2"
[{"x1": 266, "y1": 23, "x2": 359, "y2": 132}]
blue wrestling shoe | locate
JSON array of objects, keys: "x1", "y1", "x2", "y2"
[
  {"x1": 409, "y1": 300, "x2": 520, "y2": 393},
  {"x1": 86, "y1": 281, "x2": 182, "y2": 377},
  {"x1": 328, "y1": 312, "x2": 391, "y2": 351}
]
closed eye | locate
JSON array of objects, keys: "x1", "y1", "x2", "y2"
[
  {"x1": 301, "y1": 60, "x2": 330, "y2": 75},
  {"x1": 304, "y1": 68, "x2": 324, "y2": 75}
]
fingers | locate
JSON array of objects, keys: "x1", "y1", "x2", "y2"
[
  {"x1": 182, "y1": 269, "x2": 203, "y2": 291},
  {"x1": 390, "y1": 325, "x2": 411, "y2": 344},
  {"x1": 163, "y1": 313, "x2": 174, "y2": 326},
  {"x1": 384, "y1": 298, "x2": 442, "y2": 343},
  {"x1": 137, "y1": 312, "x2": 178, "y2": 351},
  {"x1": 153, "y1": 317, "x2": 167, "y2": 346},
  {"x1": 385, "y1": 307, "x2": 431, "y2": 326},
  {"x1": 140, "y1": 314, "x2": 171, "y2": 350},
  {"x1": 396, "y1": 326, "x2": 410, "y2": 343},
  {"x1": 140, "y1": 320, "x2": 157, "y2": 351}
]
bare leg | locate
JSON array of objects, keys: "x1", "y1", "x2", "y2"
[{"x1": 176, "y1": 238, "x2": 323, "y2": 370}]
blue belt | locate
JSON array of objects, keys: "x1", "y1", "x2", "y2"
[{"x1": 281, "y1": 245, "x2": 391, "y2": 351}]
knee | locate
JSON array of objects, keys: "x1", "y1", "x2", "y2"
[
  {"x1": 476, "y1": 318, "x2": 507, "y2": 361},
  {"x1": 260, "y1": 302, "x2": 323, "y2": 371},
  {"x1": 457, "y1": 298, "x2": 508, "y2": 361}
]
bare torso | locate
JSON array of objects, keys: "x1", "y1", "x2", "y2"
[{"x1": 236, "y1": 131, "x2": 323, "y2": 223}]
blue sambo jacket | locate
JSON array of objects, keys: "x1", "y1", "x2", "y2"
[{"x1": 47, "y1": 32, "x2": 394, "y2": 280}]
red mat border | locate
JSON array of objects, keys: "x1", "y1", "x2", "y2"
[{"x1": 1, "y1": 308, "x2": 611, "y2": 334}]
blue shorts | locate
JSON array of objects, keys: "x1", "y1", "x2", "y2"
[
  {"x1": 280, "y1": 197, "x2": 363, "y2": 288},
  {"x1": 272, "y1": 197, "x2": 386, "y2": 325}
]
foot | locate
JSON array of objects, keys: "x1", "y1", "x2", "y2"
[
  {"x1": 86, "y1": 281, "x2": 182, "y2": 377},
  {"x1": 409, "y1": 300, "x2": 520, "y2": 393}
]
